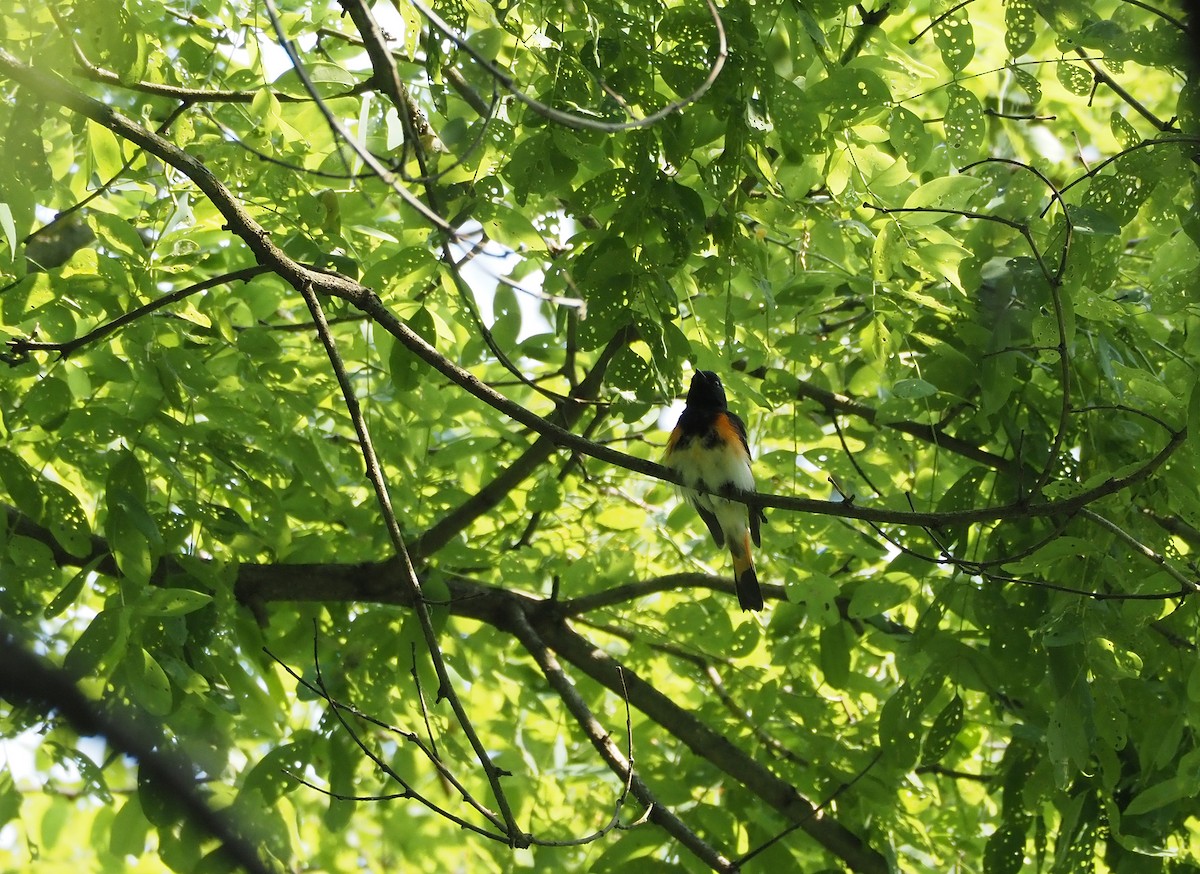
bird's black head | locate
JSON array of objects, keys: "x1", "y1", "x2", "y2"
[{"x1": 685, "y1": 370, "x2": 727, "y2": 410}]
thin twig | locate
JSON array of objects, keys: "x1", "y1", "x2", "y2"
[
  {"x1": 7, "y1": 266, "x2": 270, "y2": 360},
  {"x1": 1073, "y1": 49, "x2": 1174, "y2": 132},
  {"x1": 266, "y1": 642, "x2": 507, "y2": 835},
  {"x1": 1079, "y1": 507, "x2": 1199, "y2": 593},
  {"x1": 294, "y1": 277, "x2": 526, "y2": 844}
]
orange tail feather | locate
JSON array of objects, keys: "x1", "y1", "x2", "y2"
[{"x1": 731, "y1": 532, "x2": 763, "y2": 611}]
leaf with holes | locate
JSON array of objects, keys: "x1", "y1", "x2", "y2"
[
  {"x1": 1010, "y1": 66, "x2": 1042, "y2": 104},
  {"x1": 944, "y1": 84, "x2": 984, "y2": 164},
  {"x1": 1056, "y1": 61, "x2": 1092, "y2": 96},
  {"x1": 984, "y1": 818, "x2": 1029, "y2": 874},
  {"x1": 880, "y1": 673, "x2": 945, "y2": 768},
  {"x1": 1109, "y1": 112, "x2": 1139, "y2": 150},
  {"x1": 806, "y1": 68, "x2": 891, "y2": 127},
  {"x1": 934, "y1": 10, "x2": 975, "y2": 74},
  {"x1": 42, "y1": 481, "x2": 93, "y2": 559},
  {"x1": 1004, "y1": 0, "x2": 1036, "y2": 55},
  {"x1": 921, "y1": 694, "x2": 964, "y2": 765}
]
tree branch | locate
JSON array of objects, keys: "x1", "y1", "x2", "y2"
[
  {"x1": 515, "y1": 611, "x2": 889, "y2": 873},
  {"x1": 6, "y1": 265, "x2": 270, "y2": 360},
  {"x1": 504, "y1": 606, "x2": 718, "y2": 860},
  {"x1": 0, "y1": 620, "x2": 275, "y2": 874},
  {"x1": 0, "y1": 50, "x2": 1186, "y2": 536},
  {"x1": 412, "y1": 326, "x2": 631, "y2": 559}
]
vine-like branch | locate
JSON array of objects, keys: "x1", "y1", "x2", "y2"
[{"x1": 409, "y1": 0, "x2": 728, "y2": 133}]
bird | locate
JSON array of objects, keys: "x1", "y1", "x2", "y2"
[{"x1": 664, "y1": 370, "x2": 766, "y2": 611}]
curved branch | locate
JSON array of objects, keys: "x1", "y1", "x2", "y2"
[{"x1": 409, "y1": 0, "x2": 727, "y2": 133}]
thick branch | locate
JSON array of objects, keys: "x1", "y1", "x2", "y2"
[
  {"x1": 0, "y1": 620, "x2": 274, "y2": 874},
  {"x1": 517, "y1": 611, "x2": 888, "y2": 873}
]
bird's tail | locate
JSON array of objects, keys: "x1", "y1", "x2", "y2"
[{"x1": 730, "y1": 530, "x2": 763, "y2": 611}]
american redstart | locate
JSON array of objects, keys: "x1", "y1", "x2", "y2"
[{"x1": 664, "y1": 371, "x2": 766, "y2": 611}]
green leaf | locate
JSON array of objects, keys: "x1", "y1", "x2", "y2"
[
  {"x1": 127, "y1": 647, "x2": 174, "y2": 716},
  {"x1": 490, "y1": 284, "x2": 522, "y2": 350},
  {"x1": 250, "y1": 87, "x2": 283, "y2": 133},
  {"x1": 89, "y1": 211, "x2": 146, "y2": 261},
  {"x1": 64, "y1": 608, "x2": 126, "y2": 678},
  {"x1": 848, "y1": 577, "x2": 911, "y2": 617},
  {"x1": 786, "y1": 569, "x2": 840, "y2": 624},
  {"x1": 901, "y1": 175, "x2": 985, "y2": 220},
  {"x1": 1010, "y1": 66, "x2": 1042, "y2": 104},
  {"x1": 42, "y1": 481, "x2": 93, "y2": 559},
  {"x1": 807, "y1": 68, "x2": 891, "y2": 127},
  {"x1": 109, "y1": 795, "x2": 148, "y2": 858},
  {"x1": 891, "y1": 378, "x2": 938, "y2": 400},
  {"x1": 0, "y1": 771, "x2": 21, "y2": 829},
  {"x1": 933, "y1": 10, "x2": 975, "y2": 74},
  {"x1": 140, "y1": 588, "x2": 213, "y2": 617},
  {"x1": 944, "y1": 84, "x2": 985, "y2": 163},
  {"x1": 0, "y1": 448, "x2": 43, "y2": 518},
  {"x1": 389, "y1": 307, "x2": 437, "y2": 392},
  {"x1": 890, "y1": 105, "x2": 934, "y2": 170},
  {"x1": 921, "y1": 694, "x2": 964, "y2": 765},
  {"x1": 1004, "y1": 0, "x2": 1036, "y2": 56},
  {"x1": 1068, "y1": 204, "x2": 1121, "y2": 235},
  {"x1": 879, "y1": 673, "x2": 944, "y2": 767},
  {"x1": 23, "y1": 374, "x2": 73, "y2": 431},
  {"x1": 984, "y1": 818, "x2": 1028, "y2": 874},
  {"x1": 871, "y1": 220, "x2": 901, "y2": 282},
  {"x1": 106, "y1": 505, "x2": 154, "y2": 586},
  {"x1": 1123, "y1": 777, "x2": 1185, "y2": 817},
  {"x1": 45, "y1": 556, "x2": 104, "y2": 617},
  {"x1": 1109, "y1": 112, "x2": 1139, "y2": 150},
  {"x1": 1188, "y1": 659, "x2": 1200, "y2": 703},
  {"x1": 87, "y1": 120, "x2": 125, "y2": 181},
  {"x1": 590, "y1": 824, "x2": 668, "y2": 872},
  {"x1": 819, "y1": 621, "x2": 851, "y2": 687},
  {"x1": 0, "y1": 202, "x2": 16, "y2": 261},
  {"x1": 1056, "y1": 60, "x2": 1093, "y2": 96}
]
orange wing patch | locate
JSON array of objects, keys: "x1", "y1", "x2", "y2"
[
  {"x1": 713, "y1": 413, "x2": 750, "y2": 461},
  {"x1": 665, "y1": 426, "x2": 682, "y2": 455}
]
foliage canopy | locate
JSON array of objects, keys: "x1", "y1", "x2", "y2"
[{"x1": 1, "y1": 0, "x2": 1199, "y2": 871}]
